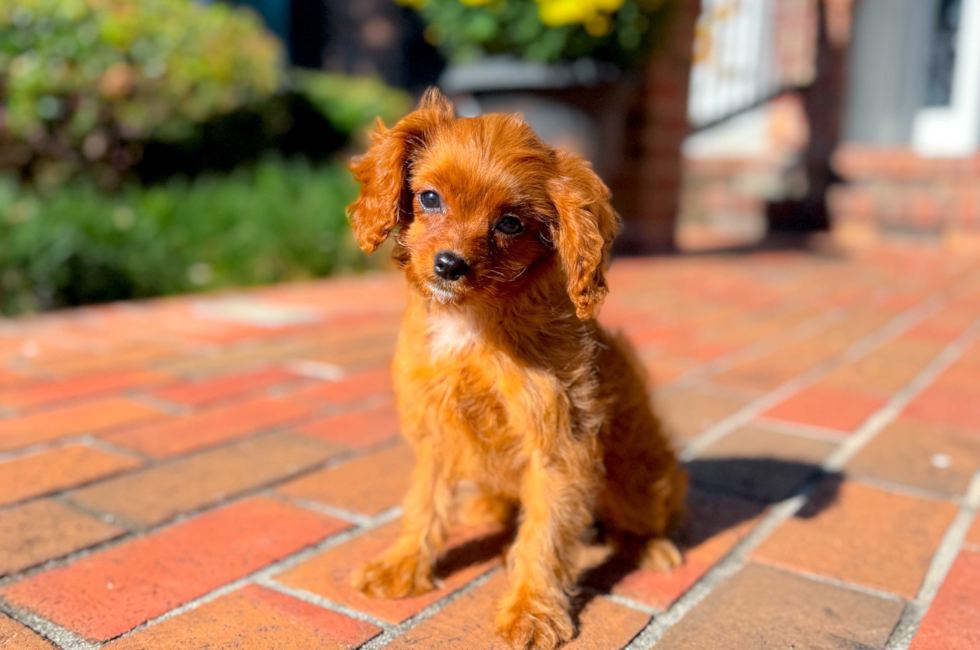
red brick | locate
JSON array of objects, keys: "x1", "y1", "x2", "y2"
[
  {"x1": 0, "y1": 446, "x2": 142, "y2": 506},
  {"x1": 149, "y1": 367, "x2": 302, "y2": 408},
  {"x1": 0, "y1": 398, "x2": 164, "y2": 453},
  {"x1": 753, "y1": 479, "x2": 958, "y2": 598},
  {"x1": 104, "y1": 585, "x2": 379, "y2": 650},
  {"x1": 654, "y1": 563, "x2": 904, "y2": 650},
  {"x1": 584, "y1": 491, "x2": 765, "y2": 609},
  {"x1": 0, "y1": 497, "x2": 349, "y2": 641},
  {"x1": 70, "y1": 434, "x2": 340, "y2": 525},
  {"x1": 103, "y1": 396, "x2": 315, "y2": 458},
  {"x1": 847, "y1": 419, "x2": 980, "y2": 496},
  {"x1": 0, "y1": 500, "x2": 124, "y2": 576},
  {"x1": 968, "y1": 514, "x2": 980, "y2": 547},
  {"x1": 822, "y1": 338, "x2": 944, "y2": 396},
  {"x1": 290, "y1": 368, "x2": 393, "y2": 406},
  {"x1": 713, "y1": 357, "x2": 802, "y2": 391},
  {"x1": 385, "y1": 572, "x2": 649, "y2": 650},
  {"x1": 761, "y1": 385, "x2": 886, "y2": 433},
  {"x1": 653, "y1": 386, "x2": 751, "y2": 440},
  {"x1": 276, "y1": 520, "x2": 505, "y2": 624},
  {"x1": 903, "y1": 384, "x2": 980, "y2": 434},
  {"x1": 278, "y1": 443, "x2": 413, "y2": 516},
  {"x1": 643, "y1": 354, "x2": 699, "y2": 384},
  {"x1": 0, "y1": 369, "x2": 167, "y2": 411},
  {"x1": 910, "y1": 550, "x2": 980, "y2": 650},
  {"x1": 297, "y1": 401, "x2": 400, "y2": 449},
  {"x1": 0, "y1": 614, "x2": 56, "y2": 649},
  {"x1": 932, "y1": 362, "x2": 980, "y2": 393},
  {"x1": 905, "y1": 306, "x2": 977, "y2": 342}
]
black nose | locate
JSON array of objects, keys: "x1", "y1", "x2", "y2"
[{"x1": 433, "y1": 250, "x2": 469, "y2": 281}]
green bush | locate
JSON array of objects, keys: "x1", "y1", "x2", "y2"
[
  {"x1": 0, "y1": 0, "x2": 283, "y2": 185},
  {"x1": 0, "y1": 158, "x2": 373, "y2": 315},
  {"x1": 0, "y1": 0, "x2": 411, "y2": 187}
]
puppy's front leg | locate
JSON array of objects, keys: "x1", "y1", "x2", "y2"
[
  {"x1": 496, "y1": 452, "x2": 594, "y2": 649},
  {"x1": 352, "y1": 444, "x2": 452, "y2": 598}
]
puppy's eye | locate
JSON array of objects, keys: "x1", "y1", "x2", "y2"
[
  {"x1": 419, "y1": 191, "x2": 441, "y2": 210},
  {"x1": 496, "y1": 216, "x2": 523, "y2": 235}
]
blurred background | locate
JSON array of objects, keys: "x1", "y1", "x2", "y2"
[{"x1": 1, "y1": 0, "x2": 977, "y2": 316}]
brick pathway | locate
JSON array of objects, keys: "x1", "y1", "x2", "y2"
[{"x1": 1, "y1": 248, "x2": 980, "y2": 649}]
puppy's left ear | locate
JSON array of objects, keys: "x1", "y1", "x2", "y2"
[{"x1": 549, "y1": 150, "x2": 622, "y2": 320}]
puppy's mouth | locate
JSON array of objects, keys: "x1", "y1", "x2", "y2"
[{"x1": 426, "y1": 283, "x2": 460, "y2": 304}]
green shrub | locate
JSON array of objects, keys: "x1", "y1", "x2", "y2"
[
  {"x1": 0, "y1": 0, "x2": 284, "y2": 185},
  {"x1": 0, "y1": 0, "x2": 411, "y2": 187},
  {"x1": 293, "y1": 71, "x2": 413, "y2": 136},
  {"x1": 0, "y1": 158, "x2": 373, "y2": 315}
]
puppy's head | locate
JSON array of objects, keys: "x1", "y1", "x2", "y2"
[{"x1": 348, "y1": 88, "x2": 620, "y2": 320}]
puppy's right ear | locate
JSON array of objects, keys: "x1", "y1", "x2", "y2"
[{"x1": 347, "y1": 88, "x2": 454, "y2": 254}]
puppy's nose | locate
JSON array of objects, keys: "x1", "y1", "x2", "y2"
[{"x1": 433, "y1": 250, "x2": 469, "y2": 282}]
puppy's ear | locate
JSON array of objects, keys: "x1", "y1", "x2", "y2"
[
  {"x1": 549, "y1": 150, "x2": 622, "y2": 320},
  {"x1": 347, "y1": 88, "x2": 454, "y2": 254}
]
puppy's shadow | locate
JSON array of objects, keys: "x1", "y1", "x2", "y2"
[
  {"x1": 572, "y1": 457, "x2": 842, "y2": 625},
  {"x1": 432, "y1": 527, "x2": 515, "y2": 581}
]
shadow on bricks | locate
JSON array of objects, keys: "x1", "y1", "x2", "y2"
[
  {"x1": 573, "y1": 458, "x2": 842, "y2": 625},
  {"x1": 432, "y1": 528, "x2": 515, "y2": 582},
  {"x1": 686, "y1": 456, "x2": 841, "y2": 506}
]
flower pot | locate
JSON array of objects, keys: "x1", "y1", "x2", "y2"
[{"x1": 439, "y1": 56, "x2": 642, "y2": 198}]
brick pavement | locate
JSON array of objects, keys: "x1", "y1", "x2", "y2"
[{"x1": 1, "y1": 248, "x2": 979, "y2": 649}]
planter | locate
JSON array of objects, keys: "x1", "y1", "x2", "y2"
[{"x1": 439, "y1": 56, "x2": 643, "y2": 202}]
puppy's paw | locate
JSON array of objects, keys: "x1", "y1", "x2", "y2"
[
  {"x1": 495, "y1": 597, "x2": 574, "y2": 650},
  {"x1": 640, "y1": 538, "x2": 683, "y2": 573},
  {"x1": 351, "y1": 551, "x2": 435, "y2": 599}
]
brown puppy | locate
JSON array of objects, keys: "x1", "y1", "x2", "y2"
[{"x1": 347, "y1": 89, "x2": 686, "y2": 649}]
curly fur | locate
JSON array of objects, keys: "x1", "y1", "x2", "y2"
[{"x1": 347, "y1": 88, "x2": 687, "y2": 649}]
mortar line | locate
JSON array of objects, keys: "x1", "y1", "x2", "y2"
[
  {"x1": 824, "y1": 317, "x2": 980, "y2": 471},
  {"x1": 98, "y1": 507, "x2": 402, "y2": 647},
  {"x1": 583, "y1": 589, "x2": 660, "y2": 617},
  {"x1": 356, "y1": 569, "x2": 500, "y2": 650},
  {"x1": 885, "y1": 470, "x2": 980, "y2": 650},
  {"x1": 756, "y1": 563, "x2": 908, "y2": 604},
  {"x1": 680, "y1": 294, "x2": 946, "y2": 461},
  {"x1": 664, "y1": 305, "x2": 850, "y2": 391},
  {"x1": 255, "y1": 578, "x2": 394, "y2": 631},
  {"x1": 0, "y1": 600, "x2": 97, "y2": 650},
  {"x1": 623, "y1": 493, "x2": 809, "y2": 650},
  {"x1": 627, "y1": 292, "x2": 973, "y2": 649},
  {"x1": 0, "y1": 469, "x2": 394, "y2": 592},
  {"x1": 749, "y1": 417, "x2": 852, "y2": 442},
  {"x1": 3, "y1": 431, "x2": 398, "y2": 533},
  {"x1": 846, "y1": 475, "x2": 962, "y2": 505}
]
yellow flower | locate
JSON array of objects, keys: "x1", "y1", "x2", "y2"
[
  {"x1": 537, "y1": 0, "x2": 593, "y2": 26},
  {"x1": 459, "y1": 0, "x2": 492, "y2": 5},
  {"x1": 594, "y1": 0, "x2": 625, "y2": 12}
]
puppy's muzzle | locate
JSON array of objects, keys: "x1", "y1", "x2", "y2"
[{"x1": 433, "y1": 251, "x2": 469, "y2": 282}]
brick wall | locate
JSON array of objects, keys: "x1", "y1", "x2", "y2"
[
  {"x1": 614, "y1": 0, "x2": 701, "y2": 253},
  {"x1": 831, "y1": 146, "x2": 980, "y2": 248}
]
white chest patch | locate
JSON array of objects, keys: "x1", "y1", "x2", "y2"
[{"x1": 427, "y1": 307, "x2": 483, "y2": 359}]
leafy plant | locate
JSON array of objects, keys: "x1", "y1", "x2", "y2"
[
  {"x1": 0, "y1": 0, "x2": 411, "y2": 187},
  {"x1": 0, "y1": 0, "x2": 283, "y2": 185},
  {"x1": 400, "y1": 0, "x2": 679, "y2": 66},
  {"x1": 0, "y1": 158, "x2": 374, "y2": 315}
]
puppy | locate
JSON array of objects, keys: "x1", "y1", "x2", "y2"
[{"x1": 347, "y1": 89, "x2": 687, "y2": 649}]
